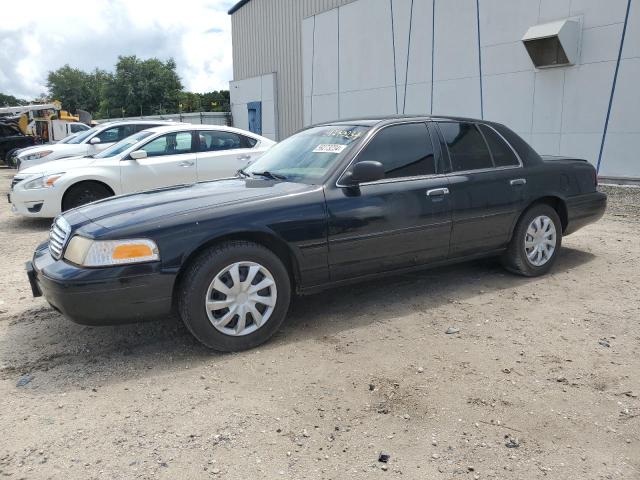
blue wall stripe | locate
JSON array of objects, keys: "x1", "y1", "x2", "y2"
[
  {"x1": 597, "y1": 0, "x2": 632, "y2": 173},
  {"x1": 476, "y1": 0, "x2": 484, "y2": 119},
  {"x1": 390, "y1": 0, "x2": 399, "y2": 114},
  {"x1": 402, "y1": 0, "x2": 415, "y2": 114},
  {"x1": 430, "y1": 0, "x2": 435, "y2": 114}
]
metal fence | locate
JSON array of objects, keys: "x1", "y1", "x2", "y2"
[{"x1": 96, "y1": 111, "x2": 231, "y2": 126}]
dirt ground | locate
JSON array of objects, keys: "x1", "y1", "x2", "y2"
[{"x1": 0, "y1": 166, "x2": 638, "y2": 479}]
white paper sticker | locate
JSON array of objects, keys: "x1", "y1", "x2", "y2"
[{"x1": 313, "y1": 144, "x2": 347, "y2": 154}]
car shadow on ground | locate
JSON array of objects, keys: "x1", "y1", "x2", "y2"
[
  {"x1": 0, "y1": 247, "x2": 595, "y2": 393},
  {"x1": 1, "y1": 216, "x2": 52, "y2": 232}
]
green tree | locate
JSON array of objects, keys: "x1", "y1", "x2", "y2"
[
  {"x1": 106, "y1": 55, "x2": 183, "y2": 116},
  {"x1": 46, "y1": 65, "x2": 92, "y2": 113},
  {"x1": 45, "y1": 56, "x2": 229, "y2": 119},
  {"x1": 200, "y1": 90, "x2": 230, "y2": 112},
  {"x1": 0, "y1": 93, "x2": 29, "y2": 106}
]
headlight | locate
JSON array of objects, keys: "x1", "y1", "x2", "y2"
[
  {"x1": 23, "y1": 173, "x2": 65, "y2": 190},
  {"x1": 64, "y1": 236, "x2": 160, "y2": 267},
  {"x1": 22, "y1": 150, "x2": 53, "y2": 161}
]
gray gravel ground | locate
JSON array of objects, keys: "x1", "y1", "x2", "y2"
[{"x1": 1, "y1": 166, "x2": 639, "y2": 479}]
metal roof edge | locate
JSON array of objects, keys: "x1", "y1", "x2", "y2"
[{"x1": 228, "y1": 0, "x2": 251, "y2": 15}]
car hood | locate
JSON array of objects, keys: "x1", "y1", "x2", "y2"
[
  {"x1": 18, "y1": 156, "x2": 96, "y2": 176},
  {"x1": 66, "y1": 178, "x2": 321, "y2": 232},
  {"x1": 16, "y1": 142, "x2": 83, "y2": 158}
]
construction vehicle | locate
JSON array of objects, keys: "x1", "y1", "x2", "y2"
[{"x1": 0, "y1": 101, "x2": 90, "y2": 165}]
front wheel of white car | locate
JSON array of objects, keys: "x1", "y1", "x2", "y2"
[{"x1": 62, "y1": 181, "x2": 113, "y2": 211}]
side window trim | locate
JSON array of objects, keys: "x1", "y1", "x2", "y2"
[
  {"x1": 475, "y1": 123, "x2": 524, "y2": 168},
  {"x1": 429, "y1": 122, "x2": 451, "y2": 174},
  {"x1": 336, "y1": 120, "x2": 444, "y2": 187},
  {"x1": 474, "y1": 123, "x2": 498, "y2": 168}
]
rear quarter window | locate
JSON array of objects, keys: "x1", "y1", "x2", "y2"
[
  {"x1": 438, "y1": 122, "x2": 493, "y2": 172},
  {"x1": 478, "y1": 124, "x2": 520, "y2": 167}
]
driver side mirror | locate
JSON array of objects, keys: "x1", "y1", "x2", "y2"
[
  {"x1": 89, "y1": 137, "x2": 101, "y2": 145},
  {"x1": 129, "y1": 150, "x2": 148, "y2": 160},
  {"x1": 342, "y1": 161, "x2": 385, "y2": 185}
]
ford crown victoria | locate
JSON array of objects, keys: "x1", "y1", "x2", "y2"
[{"x1": 27, "y1": 116, "x2": 606, "y2": 351}]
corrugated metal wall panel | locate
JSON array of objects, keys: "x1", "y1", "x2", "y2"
[{"x1": 231, "y1": 0, "x2": 356, "y2": 139}]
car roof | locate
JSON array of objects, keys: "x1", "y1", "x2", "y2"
[
  {"x1": 97, "y1": 119, "x2": 177, "y2": 128},
  {"x1": 141, "y1": 123, "x2": 267, "y2": 138},
  {"x1": 313, "y1": 114, "x2": 499, "y2": 128}
]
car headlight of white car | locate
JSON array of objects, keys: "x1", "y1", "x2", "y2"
[
  {"x1": 22, "y1": 173, "x2": 66, "y2": 190},
  {"x1": 21, "y1": 150, "x2": 53, "y2": 161},
  {"x1": 63, "y1": 236, "x2": 160, "y2": 267}
]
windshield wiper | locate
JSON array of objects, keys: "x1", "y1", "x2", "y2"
[
  {"x1": 251, "y1": 170, "x2": 287, "y2": 180},
  {"x1": 237, "y1": 168, "x2": 251, "y2": 178}
]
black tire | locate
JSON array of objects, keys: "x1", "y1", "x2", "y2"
[
  {"x1": 502, "y1": 203, "x2": 562, "y2": 277},
  {"x1": 62, "y1": 182, "x2": 113, "y2": 211},
  {"x1": 178, "y1": 241, "x2": 292, "y2": 351}
]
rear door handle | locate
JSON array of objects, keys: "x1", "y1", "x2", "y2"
[
  {"x1": 426, "y1": 187, "x2": 450, "y2": 197},
  {"x1": 510, "y1": 178, "x2": 526, "y2": 186},
  {"x1": 178, "y1": 161, "x2": 194, "y2": 167},
  {"x1": 237, "y1": 154, "x2": 251, "y2": 160}
]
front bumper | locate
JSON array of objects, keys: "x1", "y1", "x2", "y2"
[
  {"x1": 27, "y1": 243, "x2": 176, "y2": 325},
  {"x1": 9, "y1": 183, "x2": 62, "y2": 218},
  {"x1": 564, "y1": 191, "x2": 607, "y2": 235}
]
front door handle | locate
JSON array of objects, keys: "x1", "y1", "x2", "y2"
[
  {"x1": 510, "y1": 178, "x2": 526, "y2": 186},
  {"x1": 426, "y1": 187, "x2": 450, "y2": 197},
  {"x1": 237, "y1": 154, "x2": 251, "y2": 160},
  {"x1": 178, "y1": 161, "x2": 195, "y2": 167}
]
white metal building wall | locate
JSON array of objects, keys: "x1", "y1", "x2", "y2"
[
  {"x1": 302, "y1": 0, "x2": 639, "y2": 178},
  {"x1": 231, "y1": 0, "x2": 639, "y2": 178}
]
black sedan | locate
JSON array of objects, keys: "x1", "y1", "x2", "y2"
[{"x1": 27, "y1": 116, "x2": 606, "y2": 351}]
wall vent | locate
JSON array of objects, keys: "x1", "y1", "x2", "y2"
[{"x1": 522, "y1": 19, "x2": 581, "y2": 68}]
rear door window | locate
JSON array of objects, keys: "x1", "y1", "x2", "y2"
[
  {"x1": 358, "y1": 122, "x2": 436, "y2": 179},
  {"x1": 197, "y1": 131, "x2": 256, "y2": 152},
  {"x1": 95, "y1": 126, "x2": 122, "y2": 143},
  {"x1": 140, "y1": 132, "x2": 194, "y2": 157},
  {"x1": 438, "y1": 122, "x2": 493, "y2": 172},
  {"x1": 478, "y1": 124, "x2": 520, "y2": 167}
]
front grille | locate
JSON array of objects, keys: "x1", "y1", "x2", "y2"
[{"x1": 49, "y1": 216, "x2": 71, "y2": 260}]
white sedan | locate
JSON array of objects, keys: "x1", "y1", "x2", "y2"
[
  {"x1": 16, "y1": 120, "x2": 175, "y2": 171},
  {"x1": 9, "y1": 124, "x2": 275, "y2": 218}
]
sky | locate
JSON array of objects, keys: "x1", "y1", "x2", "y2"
[{"x1": 0, "y1": 0, "x2": 237, "y2": 100}]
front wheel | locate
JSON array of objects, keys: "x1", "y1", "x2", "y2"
[
  {"x1": 62, "y1": 182, "x2": 113, "y2": 211},
  {"x1": 178, "y1": 241, "x2": 292, "y2": 351},
  {"x1": 502, "y1": 204, "x2": 562, "y2": 277}
]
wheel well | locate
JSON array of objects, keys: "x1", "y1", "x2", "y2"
[
  {"x1": 61, "y1": 180, "x2": 115, "y2": 208},
  {"x1": 525, "y1": 196, "x2": 568, "y2": 232},
  {"x1": 172, "y1": 232, "x2": 300, "y2": 308}
]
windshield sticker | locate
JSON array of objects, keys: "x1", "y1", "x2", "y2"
[
  {"x1": 313, "y1": 144, "x2": 347, "y2": 154},
  {"x1": 324, "y1": 129, "x2": 364, "y2": 140}
]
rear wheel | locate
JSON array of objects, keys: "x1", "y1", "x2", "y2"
[
  {"x1": 502, "y1": 204, "x2": 562, "y2": 277},
  {"x1": 62, "y1": 182, "x2": 113, "y2": 211},
  {"x1": 178, "y1": 241, "x2": 291, "y2": 351}
]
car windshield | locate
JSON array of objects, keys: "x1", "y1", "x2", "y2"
[
  {"x1": 93, "y1": 131, "x2": 154, "y2": 158},
  {"x1": 67, "y1": 126, "x2": 99, "y2": 144},
  {"x1": 245, "y1": 125, "x2": 369, "y2": 182},
  {"x1": 57, "y1": 132, "x2": 80, "y2": 144}
]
